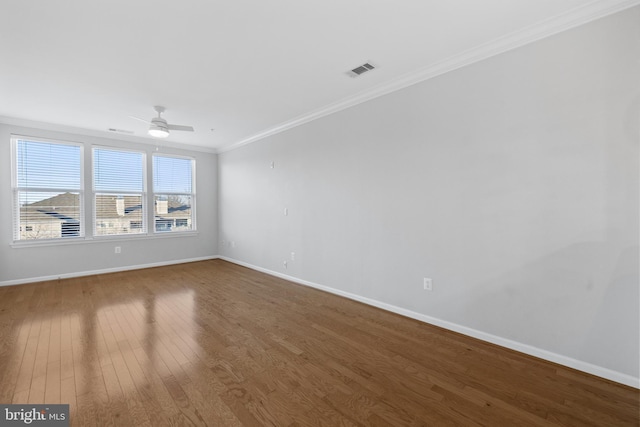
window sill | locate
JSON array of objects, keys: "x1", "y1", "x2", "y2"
[{"x1": 10, "y1": 231, "x2": 199, "y2": 249}]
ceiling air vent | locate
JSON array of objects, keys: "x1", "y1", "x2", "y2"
[
  {"x1": 108, "y1": 128, "x2": 134, "y2": 134},
  {"x1": 347, "y1": 62, "x2": 376, "y2": 78}
]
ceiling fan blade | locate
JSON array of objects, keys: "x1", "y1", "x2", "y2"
[
  {"x1": 167, "y1": 124, "x2": 194, "y2": 132},
  {"x1": 129, "y1": 115, "x2": 151, "y2": 124}
]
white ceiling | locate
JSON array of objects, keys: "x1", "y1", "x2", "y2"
[{"x1": 0, "y1": 0, "x2": 635, "y2": 152}]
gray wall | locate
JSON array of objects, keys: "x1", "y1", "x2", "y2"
[
  {"x1": 0, "y1": 123, "x2": 218, "y2": 284},
  {"x1": 219, "y1": 8, "x2": 639, "y2": 381}
]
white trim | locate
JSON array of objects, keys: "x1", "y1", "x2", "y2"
[
  {"x1": 11, "y1": 135, "x2": 86, "y2": 241},
  {"x1": 92, "y1": 146, "x2": 148, "y2": 236},
  {"x1": 219, "y1": 0, "x2": 640, "y2": 153},
  {"x1": 10, "y1": 230, "x2": 199, "y2": 249},
  {"x1": 220, "y1": 256, "x2": 640, "y2": 389},
  {"x1": 0, "y1": 255, "x2": 219, "y2": 287},
  {"x1": 0, "y1": 116, "x2": 217, "y2": 154},
  {"x1": 152, "y1": 154, "x2": 197, "y2": 233}
]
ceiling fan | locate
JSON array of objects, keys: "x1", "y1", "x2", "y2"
[{"x1": 130, "y1": 106, "x2": 194, "y2": 138}]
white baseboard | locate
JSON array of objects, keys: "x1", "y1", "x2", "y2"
[
  {"x1": 3, "y1": 254, "x2": 637, "y2": 388},
  {"x1": 220, "y1": 256, "x2": 640, "y2": 389},
  {"x1": 0, "y1": 255, "x2": 220, "y2": 287}
]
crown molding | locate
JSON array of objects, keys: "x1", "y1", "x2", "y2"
[
  {"x1": 0, "y1": 115, "x2": 218, "y2": 154},
  {"x1": 219, "y1": 0, "x2": 640, "y2": 153}
]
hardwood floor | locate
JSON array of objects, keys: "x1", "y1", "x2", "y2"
[{"x1": 0, "y1": 259, "x2": 637, "y2": 426}]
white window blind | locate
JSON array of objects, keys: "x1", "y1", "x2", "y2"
[
  {"x1": 153, "y1": 155, "x2": 195, "y2": 233},
  {"x1": 12, "y1": 137, "x2": 83, "y2": 241},
  {"x1": 93, "y1": 148, "x2": 146, "y2": 236}
]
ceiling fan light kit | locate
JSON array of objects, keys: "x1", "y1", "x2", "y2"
[
  {"x1": 148, "y1": 128, "x2": 169, "y2": 138},
  {"x1": 148, "y1": 120, "x2": 170, "y2": 138},
  {"x1": 130, "y1": 106, "x2": 194, "y2": 138}
]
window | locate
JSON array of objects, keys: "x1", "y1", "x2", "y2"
[
  {"x1": 93, "y1": 148, "x2": 146, "y2": 236},
  {"x1": 153, "y1": 155, "x2": 195, "y2": 233},
  {"x1": 11, "y1": 136, "x2": 198, "y2": 243},
  {"x1": 12, "y1": 137, "x2": 83, "y2": 241}
]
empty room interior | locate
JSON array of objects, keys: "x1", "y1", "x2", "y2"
[{"x1": 0, "y1": 1, "x2": 638, "y2": 425}]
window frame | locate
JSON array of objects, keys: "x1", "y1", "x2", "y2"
[
  {"x1": 152, "y1": 153, "x2": 197, "y2": 234},
  {"x1": 11, "y1": 135, "x2": 85, "y2": 243},
  {"x1": 92, "y1": 146, "x2": 147, "y2": 238},
  {"x1": 9, "y1": 135, "x2": 200, "y2": 247}
]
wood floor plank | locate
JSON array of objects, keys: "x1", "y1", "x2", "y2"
[
  {"x1": 0, "y1": 259, "x2": 637, "y2": 426},
  {"x1": 44, "y1": 359, "x2": 61, "y2": 404},
  {"x1": 60, "y1": 375, "x2": 77, "y2": 420},
  {"x1": 0, "y1": 318, "x2": 31, "y2": 403},
  {"x1": 13, "y1": 318, "x2": 41, "y2": 397}
]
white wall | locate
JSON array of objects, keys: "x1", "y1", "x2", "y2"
[
  {"x1": 0, "y1": 123, "x2": 218, "y2": 284},
  {"x1": 219, "y1": 8, "x2": 639, "y2": 383}
]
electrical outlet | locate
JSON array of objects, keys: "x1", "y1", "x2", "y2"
[
  {"x1": 291, "y1": 252, "x2": 295, "y2": 261},
  {"x1": 284, "y1": 207, "x2": 288, "y2": 216},
  {"x1": 423, "y1": 278, "x2": 432, "y2": 291},
  {"x1": 115, "y1": 246, "x2": 121, "y2": 254},
  {"x1": 231, "y1": 241, "x2": 236, "y2": 248}
]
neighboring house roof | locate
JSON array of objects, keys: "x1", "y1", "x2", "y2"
[
  {"x1": 22, "y1": 192, "x2": 81, "y2": 222},
  {"x1": 157, "y1": 202, "x2": 192, "y2": 219},
  {"x1": 95, "y1": 194, "x2": 144, "y2": 219},
  {"x1": 20, "y1": 192, "x2": 190, "y2": 222}
]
